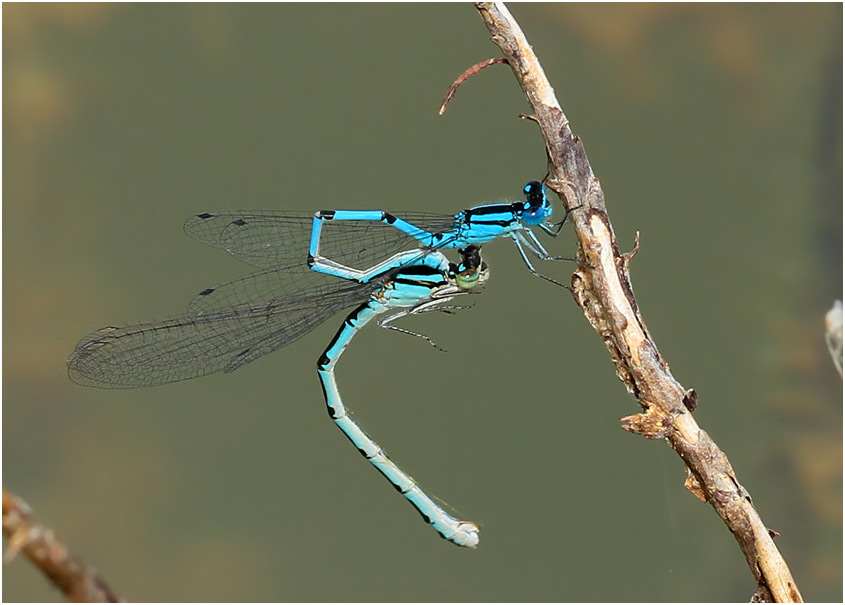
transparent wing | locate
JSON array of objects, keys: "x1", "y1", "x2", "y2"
[
  {"x1": 183, "y1": 211, "x2": 314, "y2": 269},
  {"x1": 184, "y1": 210, "x2": 460, "y2": 271},
  {"x1": 68, "y1": 279, "x2": 374, "y2": 389},
  {"x1": 186, "y1": 264, "x2": 347, "y2": 317}
]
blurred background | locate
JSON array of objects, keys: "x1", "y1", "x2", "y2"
[{"x1": 3, "y1": 4, "x2": 841, "y2": 602}]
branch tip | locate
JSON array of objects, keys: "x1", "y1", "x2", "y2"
[{"x1": 438, "y1": 57, "x2": 508, "y2": 115}]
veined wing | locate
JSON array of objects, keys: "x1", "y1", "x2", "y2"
[
  {"x1": 184, "y1": 210, "x2": 460, "y2": 271},
  {"x1": 68, "y1": 279, "x2": 375, "y2": 389},
  {"x1": 183, "y1": 210, "x2": 314, "y2": 269},
  {"x1": 186, "y1": 262, "x2": 358, "y2": 317}
]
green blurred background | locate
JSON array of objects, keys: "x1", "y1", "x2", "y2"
[{"x1": 4, "y1": 4, "x2": 841, "y2": 602}]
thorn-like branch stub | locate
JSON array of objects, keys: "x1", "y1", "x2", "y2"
[{"x1": 439, "y1": 57, "x2": 508, "y2": 115}]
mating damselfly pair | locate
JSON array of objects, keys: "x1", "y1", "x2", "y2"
[{"x1": 68, "y1": 181, "x2": 569, "y2": 548}]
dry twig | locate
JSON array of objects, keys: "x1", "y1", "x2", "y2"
[
  {"x1": 825, "y1": 300, "x2": 842, "y2": 375},
  {"x1": 439, "y1": 57, "x2": 508, "y2": 115},
  {"x1": 2, "y1": 490, "x2": 121, "y2": 602},
  {"x1": 469, "y1": 3, "x2": 803, "y2": 602}
]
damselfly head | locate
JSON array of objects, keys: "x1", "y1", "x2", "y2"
[
  {"x1": 453, "y1": 245, "x2": 489, "y2": 291},
  {"x1": 521, "y1": 181, "x2": 552, "y2": 225}
]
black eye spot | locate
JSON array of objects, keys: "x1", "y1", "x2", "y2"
[{"x1": 523, "y1": 181, "x2": 546, "y2": 211}]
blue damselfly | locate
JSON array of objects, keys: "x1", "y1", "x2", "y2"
[
  {"x1": 68, "y1": 246, "x2": 488, "y2": 547},
  {"x1": 184, "y1": 181, "x2": 568, "y2": 287}
]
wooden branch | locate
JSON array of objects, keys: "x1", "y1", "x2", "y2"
[
  {"x1": 825, "y1": 300, "x2": 842, "y2": 375},
  {"x1": 472, "y1": 3, "x2": 803, "y2": 602},
  {"x1": 439, "y1": 57, "x2": 508, "y2": 115},
  {"x1": 2, "y1": 490, "x2": 122, "y2": 603}
]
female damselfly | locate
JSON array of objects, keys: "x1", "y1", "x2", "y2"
[{"x1": 68, "y1": 245, "x2": 488, "y2": 547}]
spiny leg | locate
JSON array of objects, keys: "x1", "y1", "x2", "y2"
[{"x1": 511, "y1": 233, "x2": 573, "y2": 290}]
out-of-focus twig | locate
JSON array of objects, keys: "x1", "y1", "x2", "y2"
[
  {"x1": 2, "y1": 490, "x2": 122, "y2": 603},
  {"x1": 825, "y1": 300, "x2": 842, "y2": 375},
  {"x1": 469, "y1": 3, "x2": 803, "y2": 602}
]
